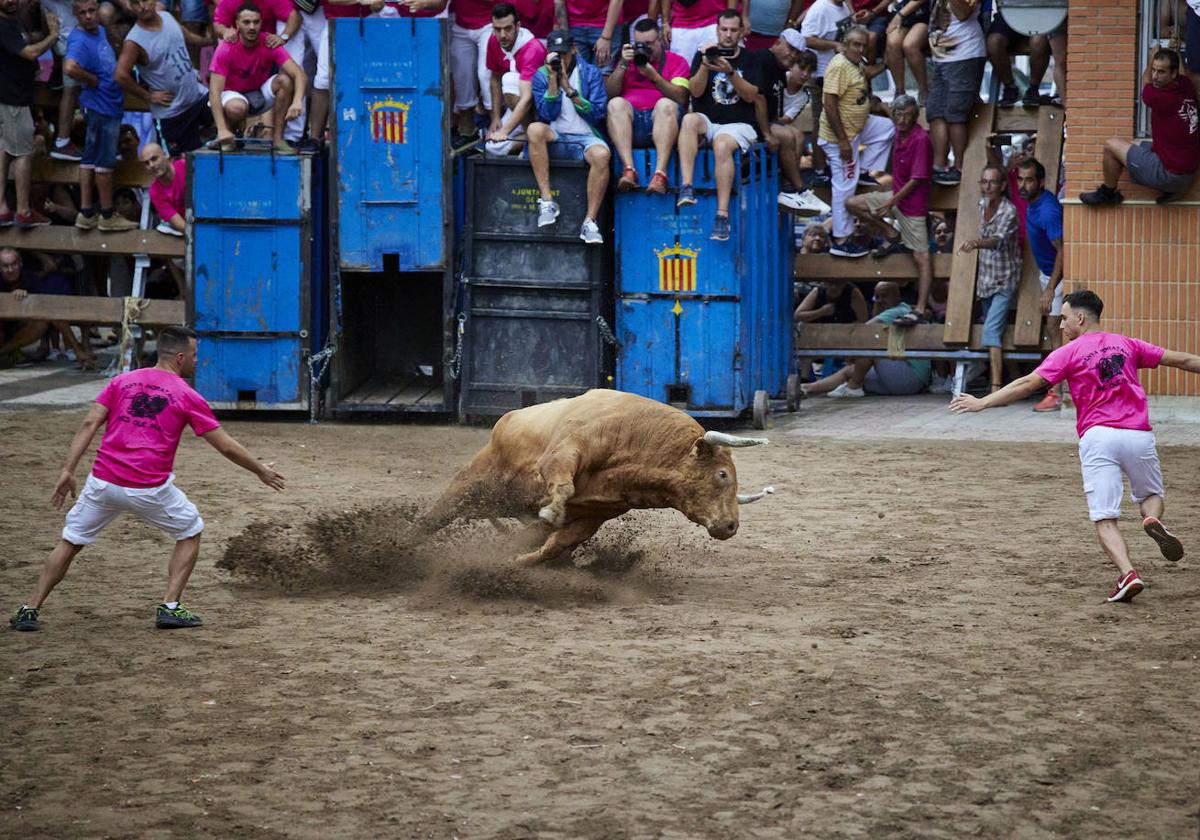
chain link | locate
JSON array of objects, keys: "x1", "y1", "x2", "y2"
[
  {"x1": 306, "y1": 341, "x2": 336, "y2": 423},
  {"x1": 447, "y1": 313, "x2": 466, "y2": 380},
  {"x1": 595, "y1": 315, "x2": 620, "y2": 349}
]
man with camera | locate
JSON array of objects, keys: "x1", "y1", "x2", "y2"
[
  {"x1": 605, "y1": 18, "x2": 690, "y2": 194},
  {"x1": 676, "y1": 10, "x2": 770, "y2": 241},
  {"x1": 529, "y1": 30, "x2": 611, "y2": 244}
]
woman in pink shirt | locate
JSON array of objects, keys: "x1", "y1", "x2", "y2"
[
  {"x1": 9, "y1": 327, "x2": 285, "y2": 633},
  {"x1": 951, "y1": 290, "x2": 1200, "y2": 605}
]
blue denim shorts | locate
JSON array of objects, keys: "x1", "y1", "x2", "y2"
[
  {"x1": 160, "y1": 0, "x2": 208, "y2": 23},
  {"x1": 81, "y1": 110, "x2": 122, "y2": 171},
  {"x1": 546, "y1": 131, "x2": 607, "y2": 161},
  {"x1": 631, "y1": 103, "x2": 682, "y2": 147},
  {"x1": 979, "y1": 285, "x2": 1016, "y2": 348}
]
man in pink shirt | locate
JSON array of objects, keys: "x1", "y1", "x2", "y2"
[
  {"x1": 604, "y1": 17, "x2": 689, "y2": 193},
  {"x1": 9, "y1": 326, "x2": 286, "y2": 633},
  {"x1": 951, "y1": 291, "x2": 1200, "y2": 604},
  {"x1": 139, "y1": 142, "x2": 185, "y2": 235},
  {"x1": 208, "y1": 1, "x2": 308, "y2": 151},
  {"x1": 212, "y1": 0, "x2": 298, "y2": 46},
  {"x1": 663, "y1": 0, "x2": 737, "y2": 62},
  {"x1": 484, "y1": 2, "x2": 548, "y2": 154}
]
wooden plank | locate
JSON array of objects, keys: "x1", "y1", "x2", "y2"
[
  {"x1": 33, "y1": 87, "x2": 150, "y2": 113},
  {"x1": 810, "y1": 182, "x2": 961, "y2": 211},
  {"x1": 11, "y1": 156, "x2": 154, "y2": 188},
  {"x1": 0, "y1": 226, "x2": 184, "y2": 258},
  {"x1": 994, "y1": 110, "x2": 1040, "y2": 134},
  {"x1": 942, "y1": 103, "x2": 994, "y2": 344},
  {"x1": 0, "y1": 292, "x2": 184, "y2": 325},
  {"x1": 795, "y1": 322, "x2": 1054, "y2": 352},
  {"x1": 1013, "y1": 106, "x2": 1065, "y2": 346},
  {"x1": 795, "y1": 252, "x2": 953, "y2": 281}
]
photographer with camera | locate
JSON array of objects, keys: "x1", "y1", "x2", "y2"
[
  {"x1": 675, "y1": 10, "x2": 770, "y2": 241},
  {"x1": 605, "y1": 18, "x2": 690, "y2": 193},
  {"x1": 529, "y1": 30, "x2": 611, "y2": 244}
]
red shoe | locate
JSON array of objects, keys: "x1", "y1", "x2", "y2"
[
  {"x1": 1143, "y1": 516, "x2": 1184, "y2": 562},
  {"x1": 14, "y1": 210, "x2": 51, "y2": 228},
  {"x1": 646, "y1": 170, "x2": 668, "y2": 195},
  {"x1": 1107, "y1": 569, "x2": 1144, "y2": 603},
  {"x1": 1033, "y1": 391, "x2": 1062, "y2": 412},
  {"x1": 617, "y1": 166, "x2": 639, "y2": 192},
  {"x1": 0, "y1": 210, "x2": 13, "y2": 227}
]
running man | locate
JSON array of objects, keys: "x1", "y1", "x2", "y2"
[
  {"x1": 950, "y1": 290, "x2": 1198, "y2": 603},
  {"x1": 9, "y1": 326, "x2": 285, "y2": 632}
]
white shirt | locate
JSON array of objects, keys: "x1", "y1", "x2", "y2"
[
  {"x1": 550, "y1": 65, "x2": 592, "y2": 137},
  {"x1": 928, "y1": 0, "x2": 986, "y2": 63},
  {"x1": 800, "y1": 0, "x2": 852, "y2": 78}
]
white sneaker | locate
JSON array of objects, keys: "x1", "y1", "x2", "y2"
[
  {"x1": 579, "y1": 218, "x2": 603, "y2": 244},
  {"x1": 928, "y1": 373, "x2": 952, "y2": 395},
  {"x1": 827, "y1": 382, "x2": 865, "y2": 399},
  {"x1": 778, "y1": 188, "x2": 831, "y2": 215},
  {"x1": 155, "y1": 221, "x2": 182, "y2": 236},
  {"x1": 537, "y1": 199, "x2": 560, "y2": 228}
]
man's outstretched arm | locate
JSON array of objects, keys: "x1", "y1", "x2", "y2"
[
  {"x1": 201, "y1": 427, "x2": 286, "y2": 490},
  {"x1": 950, "y1": 371, "x2": 1050, "y2": 414},
  {"x1": 1159, "y1": 349, "x2": 1200, "y2": 374}
]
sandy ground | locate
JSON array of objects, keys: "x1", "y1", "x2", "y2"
[{"x1": 2, "y1": 407, "x2": 1199, "y2": 839}]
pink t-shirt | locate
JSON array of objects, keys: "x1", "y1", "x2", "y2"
[
  {"x1": 485, "y1": 29, "x2": 548, "y2": 80},
  {"x1": 512, "y1": 0, "x2": 554, "y2": 36},
  {"x1": 620, "y1": 49, "x2": 690, "y2": 110},
  {"x1": 149, "y1": 159, "x2": 187, "y2": 223},
  {"x1": 1034, "y1": 331, "x2": 1165, "y2": 438},
  {"x1": 453, "y1": 0, "x2": 494, "y2": 29},
  {"x1": 213, "y1": 0, "x2": 295, "y2": 34},
  {"x1": 671, "y1": 0, "x2": 726, "y2": 29},
  {"x1": 891, "y1": 123, "x2": 931, "y2": 218},
  {"x1": 623, "y1": 0, "x2": 649, "y2": 23},
  {"x1": 209, "y1": 39, "x2": 291, "y2": 92},
  {"x1": 566, "y1": 0, "x2": 609, "y2": 27},
  {"x1": 92, "y1": 368, "x2": 221, "y2": 488}
]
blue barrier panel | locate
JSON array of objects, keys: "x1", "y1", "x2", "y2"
[
  {"x1": 189, "y1": 150, "x2": 314, "y2": 410},
  {"x1": 614, "y1": 146, "x2": 791, "y2": 418},
  {"x1": 332, "y1": 18, "x2": 449, "y2": 272}
]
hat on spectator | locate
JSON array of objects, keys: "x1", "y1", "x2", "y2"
[
  {"x1": 547, "y1": 30, "x2": 574, "y2": 53},
  {"x1": 781, "y1": 28, "x2": 804, "y2": 52}
]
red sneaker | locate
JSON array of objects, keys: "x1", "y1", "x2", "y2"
[
  {"x1": 1143, "y1": 516, "x2": 1184, "y2": 562},
  {"x1": 617, "y1": 166, "x2": 639, "y2": 192},
  {"x1": 1107, "y1": 569, "x2": 1144, "y2": 603},
  {"x1": 646, "y1": 170, "x2": 668, "y2": 195},
  {"x1": 1033, "y1": 391, "x2": 1062, "y2": 412},
  {"x1": 0, "y1": 210, "x2": 13, "y2": 227},
  {"x1": 14, "y1": 210, "x2": 51, "y2": 228}
]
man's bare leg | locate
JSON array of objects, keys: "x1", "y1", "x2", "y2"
[
  {"x1": 26, "y1": 540, "x2": 86, "y2": 609},
  {"x1": 1095, "y1": 519, "x2": 1134, "y2": 576},
  {"x1": 164, "y1": 534, "x2": 202, "y2": 604},
  {"x1": 1102, "y1": 138, "x2": 1132, "y2": 189}
]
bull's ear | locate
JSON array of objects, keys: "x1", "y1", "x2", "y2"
[{"x1": 691, "y1": 436, "x2": 716, "y2": 460}]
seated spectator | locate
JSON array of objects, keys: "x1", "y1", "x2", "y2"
[
  {"x1": 794, "y1": 278, "x2": 868, "y2": 323},
  {"x1": 884, "y1": 0, "x2": 928, "y2": 102},
  {"x1": 1081, "y1": 47, "x2": 1199, "y2": 206},
  {"x1": 800, "y1": 0, "x2": 854, "y2": 177},
  {"x1": 65, "y1": 0, "x2": 138, "y2": 233},
  {"x1": 764, "y1": 40, "x2": 829, "y2": 213},
  {"x1": 606, "y1": 18, "x2": 690, "y2": 194},
  {"x1": 140, "y1": 142, "x2": 186, "y2": 235},
  {"x1": 844, "y1": 95, "x2": 932, "y2": 319},
  {"x1": 676, "y1": 11, "x2": 770, "y2": 242},
  {"x1": 986, "y1": 7, "x2": 1051, "y2": 108},
  {"x1": 208, "y1": 2, "x2": 307, "y2": 153},
  {"x1": 0, "y1": 0, "x2": 58, "y2": 228},
  {"x1": 958, "y1": 165, "x2": 1020, "y2": 393},
  {"x1": 850, "y1": 0, "x2": 892, "y2": 63},
  {"x1": 0, "y1": 248, "x2": 95, "y2": 369},
  {"x1": 484, "y1": 2, "x2": 548, "y2": 156},
  {"x1": 529, "y1": 30, "x2": 610, "y2": 244},
  {"x1": 926, "y1": 0, "x2": 986, "y2": 186},
  {"x1": 819, "y1": 25, "x2": 894, "y2": 258},
  {"x1": 932, "y1": 212, "x2": 954, "y2": 252},
  {"x1": 663, "y1": 0, "x2": 736, "y2": 63},
  {"x1": 116, "y1": 0, "x2": 214, "y2": 156},
  {"x1": 800, "y1": 280, "x2": 932, "y2": 397},
  {"x1": 800, "y1": 222, "x2": 831, "y2": 253}
]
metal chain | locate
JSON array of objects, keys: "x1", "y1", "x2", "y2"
[
  {"x1": 306, "y1": 341, "x2": 336, "y2": 423},
  {"x1": 447, "y1": 313, "x2": 466, "y2": 380},
  {"x1": 595, "y1": 315, "x2": 621, "y2": 349}
]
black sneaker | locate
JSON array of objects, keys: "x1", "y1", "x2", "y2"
[
  {"x1": 450, "y1": 131, "x2": 480, "y2": 154},
  {"x1": 997, "y1": 83, "x2": 1020, "y2": 107},
  {"x1": 1155, "y1": 191, "x2": 1177, "y2": 205},
  {"x1": 1021, "y1": 87, "x2": 1042, "y2": 108},
  {"x1": 10, "y1": 606, "x2": 39, "y2": 631},
  {"x1": 1079, "y1": 184, "x2": 1124, "y2": 206},
  {"x1": 932, "y1": 167, "x2": 961, "y2": 186},
  {"x1": 156, "y1": 604, "x2": 203, "y2": 629},
  {"x1": 710, "y1": 214, "x2": 731, "y2": 241}
]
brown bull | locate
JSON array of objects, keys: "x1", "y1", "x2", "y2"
[{"x1": 417, "y1": 389, "x2": 773, "y2": 565}]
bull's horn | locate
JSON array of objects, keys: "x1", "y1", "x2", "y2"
[
  {"x1": 704, "y1": 431, "x2": 769, "y2": 448},
  {"x1": 737, "y1": 486, "x2": 776, "y2": 504}
]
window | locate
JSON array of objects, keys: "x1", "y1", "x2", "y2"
[{"x1": 1137, "y1": 0, "x2": 1195, "y2": 136}]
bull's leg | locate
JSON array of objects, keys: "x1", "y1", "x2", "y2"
[
  {"x1": 514, "y1": 517, "x2": 607, "y2": 567},
  {"x1": 415, "y1": 452, "x2": 503, "y2": 536},
  {"x1": 535, "y1": 444, "x2": 583, "y2": 528}
]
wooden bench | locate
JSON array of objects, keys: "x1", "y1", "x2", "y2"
[
  {"x1": 0, "y1": 226, "x2": 184, "y2": 259},
  {"x1": 7, "y1": 156, "x2": 155, "y2": 189},
  {"x1": 0, "y1": 291, "x2": 184, "y2": 326}
]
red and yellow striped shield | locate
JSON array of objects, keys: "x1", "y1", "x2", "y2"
[
  {"x1": 656, "y1": 245, "x2": 698, "y2": 292},
  {"x1": 368, "y1": 98, "x2": 411, "y2": 145}
]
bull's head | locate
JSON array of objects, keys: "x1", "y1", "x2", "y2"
[{"x1": 680, "y1": 431, "x2": 770, "y2": 540}]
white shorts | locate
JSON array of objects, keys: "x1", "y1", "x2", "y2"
[
  {"x1": 62, "y1": 473, "x2": 204, "y2": 545},
  {"x1": 501, "y1": 70, "x2": 521, "y2": 98},
  {"x1": 450, "y1": 20, "x2": 494, "y2": 112},
  {"x1": 1040, "y1": 271, "x2": 1063, "y2": 316},
  {"x1": 220, "y1": 75, "x2": 279, "y2": 115},
  {"x1": 315, "y1": 17, "x2": 332, "y2": 90},
  {"x1": 1078, "y1": 426, "x2": 1164, "y2": 522},
  {"x1": 694, "y1": 113, "x2": 758, "y2": 152},
  {"x1": 668, "y1": 23, "x2": 717, "y2": 64}
]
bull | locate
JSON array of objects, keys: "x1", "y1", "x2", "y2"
[{"x1": 416, "y1": 389, "x2": 773, "y2": 565}]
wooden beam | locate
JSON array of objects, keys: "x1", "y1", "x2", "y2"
[
  {"x1": 795, "y1": 322, "x2": 1054, "y2": 352},
  {"x1": 0, "y1": 227, "x2": 184, "y2": 258},
  {"x1": 809, "y1": 182, "x2": 961, "y2": 212},
  {"x1": 11, "y1": 156, "x2": 154, "y2": 188},
  {"x1": 994, "y1": 110, "x2": 1040, "y2": 134},
  {"x1": 0, "y1": 292, "x2": 185, "y2": 326},
  {"x1": 942, "y1": 103, "x2": 994, "y2": 344},
  {"x1": 795, "y1": 252, "x2": 953, "y2": 280},
  {"x1": 1013, "y1": 106, "x2": 1065, "y2": 345}
]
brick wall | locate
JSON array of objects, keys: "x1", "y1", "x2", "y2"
[{"x1": 1064, "y1": 0, "x2": 1200, "y2": 396}]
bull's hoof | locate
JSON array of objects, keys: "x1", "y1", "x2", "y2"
[
  {"x1": 513, "y1": 550, "x2": 544, "y2": 567},
  {"x1": 538, "y1": 505, "x2": 565, "y2": 528}
]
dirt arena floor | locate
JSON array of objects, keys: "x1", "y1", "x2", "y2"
[{"x1": 2, "y1": 407, "x2": 1199, "y2": 839}]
